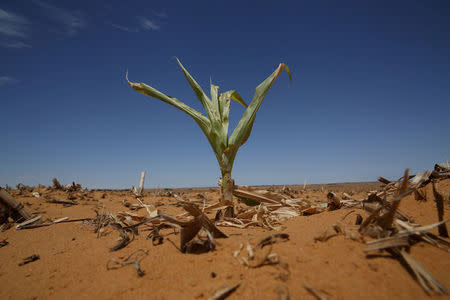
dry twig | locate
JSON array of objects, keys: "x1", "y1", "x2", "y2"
[
  {"x1": 107, "y1": 249, "x2": 148, "y2": 276},
  {"x1": 208, "y1": 283, "x2": 240, "y2": 300},
  {"x1": 431, "y1": 181, "x2": 449, "y2": 237},
  {"x1": 303, "y1": 284, "x2": 329, "y2": 300},
  {"x1": 18, "y1": 254, "x2": 40, "y2": 266}
]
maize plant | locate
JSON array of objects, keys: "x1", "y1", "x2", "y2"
[{"x1": 127, "y1": 59, "x2": 291, "y2": 216}]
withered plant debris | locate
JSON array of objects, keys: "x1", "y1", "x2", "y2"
[
  {"x1": 0, "y1": 202, "x2": 8, "y2": 225},
  {"x1": 0, "y1": 223, "x2": 13, "y2": 232},
  {"x1": 196, "y1": 193, "x2": 206, "y2": 200},
  {"x1": 0, "y1": 239, "x2": 8, "y2": 248},
  {"x1": 255, "y1": 233, "x2": 290, "y2": 248},
  {"x1": 120, "y1": 196, "x2": 227, "y2": 254},
  {"x1": 303, "y1": 284, "x2": 329, "y2": 300},
  {"x1": 175, "y1": 200, "x2": 227, "y2": 253},
  {"x1": 326, "y1": 192, "x2": 341, "y2": 211},
  {"x1": 52, "y1": 178, "x2": 63, "y2": 190},
  {"x1": 236, "y1": 233, "x2": 289, "y2": 268},
  {"x1": 122, "y1": 199, "x2": 142, "y2": 211},
  {"x1": 233, "y1": 243, "x2": 244, "y2": 258},
  {"x1": 92, "y1": 207, "x2": 117, "y2": 238},
  {"x1": 16, "y1": 217, "x2": 92, "y2": 230},
  {"x1": 314, "y1": 211, "x2": 362, "y2": 242},
  {"x1": 51, "y1": 179, "x2": 82, "y2": 192},
  {"x1": 414, "y1": 187, "x2": 427, "y2": 201},
  {"x1": 16, "y1": 216, "x2": 42, "y2": 230},
  {"x1": 107, "y1": 249, "x2": 148, "y2": 277},
  {"x1": 208, "y1": 282, "x2": 241, "y2": 300},
  {"x1": 276, "y1": 285, "x2": 290, "y2": 300},
  {"x1": 342, "y1": 192, "x2": 352, "y2": 200},
  {"x1": 277, "y1": 261, "x2": 291, "y2": 282},
  {"x1": 147, "y1": 225, "x2": 164, "y2": 245},
  {"x1": 67, "y1": 193, "x2": 77, "y2": 201},
  {"x1": 109, "y1": 223, "x2": 134, "y2": 252},
  {"x1": 355, "y1": 214, "x2": 363, "y2": 225},
  {"x1": 16, "y1": 183, "x2": 33, "y2": 195},
  {"x1": 431, "y1": 181, "x2": 449, "y2": 237},
  {"x1": 65, "y1": 182, "x2": 82, "y2": 192},
  {"x1": 131, "y1": 171, "x2": 146, "y2": 197},
  {"x1": 394, "y1": 248, "x2": 448, "y2": 295},
  {"x1": 19, "y1": 254, "x2": 40, "y2": 266},
  {"x1": 214, "y1": 186, "x2": 329, "y2": 230},
  {"x1": 315, "y1": 164, "x2": 450, "y2": 295},
  {"x1": 45, "y1": 198, "x2": 77, "y2": 206},
  {"x1": 314, "y1": 228, "x2": 337, "y2": 243},
  {"x1": 365, "y1": 218, "x2": 450, "y2": 253},
  {"x1": 182, "y1": 232, "x2": 216, "y2": 254},
  {"x1": 0, "y1": 189, "x2": 34, "y2": 223},
  {"x1": 90, "y1": 208, "x2": 136, "y2": 252}
]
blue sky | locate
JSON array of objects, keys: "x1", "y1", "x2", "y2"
[{"x1": 1, "y1": 0, "x2": 449, "y2": 189}]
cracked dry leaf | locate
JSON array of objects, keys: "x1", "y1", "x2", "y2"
[
  {"x1": 180, "y1": 218, "x2": 203, "y2": 252},
  {"x1": 271, "y1": 207, "x2": 299, "y2": 221},
  {"x1": 161, "y1": 200, "x2": 229, "y2": 253},
  {"x1": 181, "y1": 201, "x2": 227, "y2": 239}
]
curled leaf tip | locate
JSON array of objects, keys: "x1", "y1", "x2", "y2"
[
  {"x1": 231, "y1": 92, "x2": 248, "y2": 108},
  {"x1": 125, "y1": 70, "x2": 139, "y2": 88},
  {"x1": 284, "y1": 64, "x2": 292, "y2": 82},
  {"x1": 125, "y1": 70, "x2": 137, "y2": 87},
  {"x1": 281, "y1": 64, "x2": 292, "y2": 88}
]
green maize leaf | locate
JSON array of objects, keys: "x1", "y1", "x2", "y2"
[
  {"x1": 239, "y1": 116, "x2": 254, "y2": 146},
  {"x1": 228, "y1": 63, "x2": 291, "y2": 149},
  {"x1": 208, "y1": 84, "x2": 229, "y2": 157},
  {"x1": 218, "y1": 90, "x2": 232, "y2": 141},
  {"x1": 175, "y1": 58, "x2": 221, "y2": 124},
  {"x1": 217, "y1": 90, "x2": 246, "y2": 144},
  {"x1": 219, "y1": 91, "x2": 245, "y2": 120},
  {"x1": 175, "y1": 57, "x2": 210, "y2": 108},
  {"x1": 127, "y1": 61, "x2": 291, "y2": 180},
  {"x1": 284, "y1": 64, "x2": 292, "y2": 82},
  {"x1": 231, "y1": 92, "x2": 248, "y2": 108},
  {"x1": 126, "y1": 72, "x2": 211, "y2": 134},
  {"x1": 210, "y1": 83, "x2": 220, "y2": 117},
  {"x1": 218, "y1": 91, "x2": 232, "y2": 121},
  {"x1": 127, "y1": 72, "x2": 225, "y2": 164}
]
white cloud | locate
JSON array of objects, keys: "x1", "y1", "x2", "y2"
[
  {"x1": 33, "y1": 0, "x2": 86, "y2": 35},
  {"x1": 0, "y1": 76, "x2": 18, "y2": 86},
  {"x1": 138, "y1": 17, "x2": 160, "y2": 31},
  {"x1": 111, "y1": 24, "x2": 138, "y2": 33},
  {"x1": 153, "y1": 11, "x2": 168, "y2": 18},
  {"x1": 0, "y1": 9, "x2": 29, "y2": 38},
  {"x1": 112, "y1": 13, "x2": 166, "y2": 34},
  {"x1": 1, "y1": 40, "x2": 31, "y2": 48}
]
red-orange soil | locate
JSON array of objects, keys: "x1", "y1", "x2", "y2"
[{"x1": 1, "y1": 180, "x2": 449, "y2": 299}]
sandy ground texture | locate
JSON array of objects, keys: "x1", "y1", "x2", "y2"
[{"x1": 0, "y1": 180, "x2": 449, "y2": 300}]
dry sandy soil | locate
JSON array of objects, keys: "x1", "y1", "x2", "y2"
[{"x1": 1, "y1": 180, "x2": 449, "y2": 299}]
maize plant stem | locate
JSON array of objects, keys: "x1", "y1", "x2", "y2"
[{"x1": 221, "y1": 171, "x2": 235, "y2": 217}]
